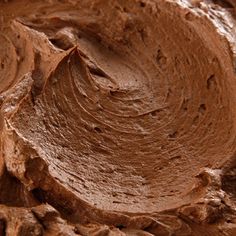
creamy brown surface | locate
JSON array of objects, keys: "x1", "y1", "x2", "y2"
[{"x1": 0, "y1": 0, "x2": 236, "y2": 235}]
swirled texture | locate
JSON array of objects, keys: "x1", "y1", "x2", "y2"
[{"x1": 0, "y1": 0, "x2": 236, "y2": 235}]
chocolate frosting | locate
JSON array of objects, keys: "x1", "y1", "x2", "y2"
[{"x1": 0, "y1": 0, "x2": 236, "y2": 235}]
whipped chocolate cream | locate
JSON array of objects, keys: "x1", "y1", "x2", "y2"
[{"x1": 0, "y1": 0, "x2": 236, "y2": 235}]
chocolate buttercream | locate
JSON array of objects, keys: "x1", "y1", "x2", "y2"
[{"x1": 0, "y1": 0, "x2": 236, "y2": 235}]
